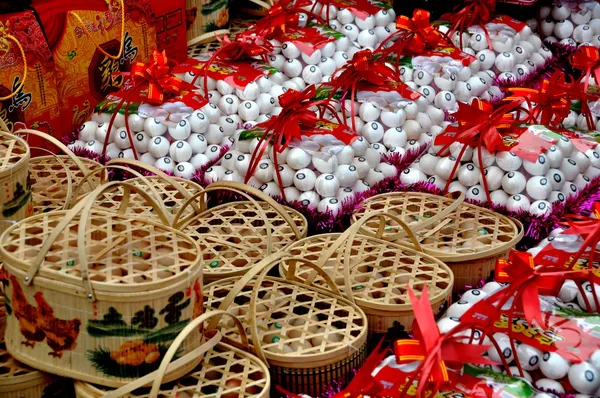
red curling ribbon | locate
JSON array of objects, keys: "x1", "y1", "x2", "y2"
[
  {"x1": 505, "y1": 72, "x2": 572, "y2": 128},
  {"x1": 244, "y1": 85, "x2": 352, "y2": 201},
  {"x1": 377, "y1": 9, "x2": 453, "y2": 60},
  {"x1": 394, "y1": 287, "x2": 494, "y2": 397},
  {"x1": 447, "y1": 0, "x2": 496, "y2": 50},
  {"x1": 99, "y1": 50, "x2": 207, "y2": 159},
  {"x1": 434, "y1": 98, "x2": 523, "y2": 202},
  {"x1": 192, "y1": 33, "x2": 274, "y2": 96},
  {"x1": 326, "y1": 49, "x2": 420, "y2": 132},
  {"x1": 571, "y1": 45, "x2": 600, "y2": 97},
  {"x1": 251, "y1": 0, "x2": 324, "y2": 37}
]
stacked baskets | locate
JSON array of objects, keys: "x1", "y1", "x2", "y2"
[{"x1": 353, "y1": 192, "x2": 523, "y2": 292}]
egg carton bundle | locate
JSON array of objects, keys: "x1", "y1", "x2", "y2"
[
  {"x1": 408, "y1": 120, "x2": 600, "y2": 216},
  {"x1": 437, "y1": 279, "x2": 600, "y2": 397},
  {"x1": 70, "y1": 100, "x2": 230, "y2": 179},
  {"x1": 436, "y1": 15, "x2": 555, "y2": 89},
  {"x1": 299, "y1": 0, "x2": 398, "y2": 53},
  {"x1": 533, "y1": 0, "x2": 600, "y2": 48}
]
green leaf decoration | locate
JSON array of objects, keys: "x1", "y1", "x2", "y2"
[
  {"x1": 201, "y1": 0, "x2": 229, "y2": 15},
  {"x1": 86, "y1": 343, "x2": 177, "y2": 378},
  {"x1": 238, "y1": 128, "x2": 265, "y2": 141},
  {"x1": 143, "y1": 320, "x2": 190, "y2": 343}
]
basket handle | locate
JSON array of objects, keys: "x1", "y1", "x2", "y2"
[
  {"x1": 402, "y1": 191, "x2": 466, "y2": 234},
  {"x1": 298, "y1": 211, "x2": 422, "y2": 302},
  {"x1": 210, "y1": 252, "x2": 342, "y2": 365},
  {"x1": 105, "y1": 310, "x2": 249, "y2": 398},
  {"x1": 25, "y1": 181, "x2": 170, "y2": 300},
  {"x1": 173, "y1": 181, "x2": 303, "y2": 250},
  {"x1": 69, "y1": 0, "x2": 125, "y2": 61},
  {"x1": 27, "y1": 146, "x2": 77, "y2": 211},
  {"x1": 15, "y1": 129, "x2": 98, "y2": 193},
  {"x1": 0, "y1": 33, "x2": 27, "y2": 101}
]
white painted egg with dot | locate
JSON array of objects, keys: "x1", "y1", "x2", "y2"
[
  {"x1": 446, "y1": 301, "x2": 473, "y2": 319},
  {"x1": 204, "y1": 144, "x2": 223, "y2": 162},
  {"x1": 433, "y1": 91, "x2": 456, "y2": 111},
  {"x1": 268, "y1": 54, "x2": 286, "y2": 70},
  {"x1": 358, "y1": 103, "x2": 380, "y2": 123},
  {"x1": 351, "y1": 156, "x2": 371, "y2": 179},
  {"x1": 574, "y1": 24, "x2": 594, "y2": 43},
  {"x1": 207, "y1": 90, "x2": 221, "y2": 105},
  {"x1": 548, "y1": 190, "x2": 566, "y2": 204},
  {"x1": 494, "y1": 52, "x2": 516, "y2": 72},
  {"x1": 352, "y1": 180, "x2": 370, "y2": 193},
  {"x1": 216, "y1": 80, "x2": 235, "y2": 96},
  {"x1": 365, "y1": 168, "x2": 386, "y2": 186},
  {"x1": 360, "y1": 121, "x2": 383, "y2": 144},
  {"x1": 333, "y1": 51, "x2": 350, "y2": 68},
  {"x1": 233, "y1": 154, "x2": 250, "y2": 175},
  {"x1": 433, "y1": 156, "x2": 457, "y2": 181},
  {"x1": 574, "y1": 174, "x2": 591, "y2": 190},
  {"x1": 317, "y1": 197, "x2": 343, "y2": 215},
  {"x1": 466, "y1": 184, "x2": 487, "y2": 203},
  {"x1": 95, "y1": 122, "x2": 115, "y2": 144},
  {"x1": 283, "y1": 186, "x2": 301, "y2": 202},
  {"x1": 554, "y1": 19, "x2": 574, "y2": 39},
  {"x1": 418, "y1": 153, "x2": 439, "y2": 176},
  {"x1": 399, "y1": 66, "x2": 413, "y2": 82},
  {"x1": 556, "y1": 136, "x2": 574, "y2": 157},
  {"x1": 413, "y1": 69, "x2": 434, "y2": 86},
  {"x1": 85, "y1": 139, "x2": 104, "y2": 155},
  {"x1": 273, "y1": 164, "x2": 294, "y2": 188},
  {"x1": 468, "y1": 32, "x2": 488, "y2": 51},
  {"x1": 144, "y1": 117, "x2": 168, "y2": 137},
  {"x1": 569, "y1": 362, "x2": 600, "y2": 395},
  {"x1": 298, "y1": 190, "x2": 321, "y2": 207},
  {"x1": 217, "y1": 95, "x2": 239, "y2": 115},
  {"x1": 357, "y1": 28, "x2": 377, "y2": 48},
  {"x1": 336, "y1": 187, "x2": 355, "y2": 203},
  {"x1": 545, "y1": 168, "x2": 566, "y2": 190},
  {"x1": 203, "y1": 165, "x2": 225, "y2": 183},
  {"x1": 470, "y1": 147, "x2": 494, "y2": 169},
  {"x1": 334, "y1": 164, "x2": 360, "y2": 187},
  {"x1": 169, "y1": 140, "x2": 193, "y2": 163},
  {"x1": 355, "y1": 14, "x2": 375, "y2": 30},
  {"x1": 526, "y1": 175, "x2": 552, "y2": 200},
  {"x1": 490, "y1": 189, "x2": 509, "y2": 205},
  {"x1": 516, "y1": 344, "x2": 543, "y2": 371},
  {"x1": 457, "y1": 163, "x2": 480, "y2": 186},
  {"x1": 317, "y1": 57, "x2": 337, "y2": 76},
  {"x1": 173, "y1": 162, "x2": 195, "y2": 179},
  {"x1": 585, "y1": 147, "x2": 600, "y2": 168},
  {"x1": 577, "y1": 282, "x2": 600, "y2": 312},
  {"x1": 417, "y1": 86, "x2": 436, "y2": 104},
  {"x1": 253, "y1": 159, "x2": 274, "y2": 183},
  {"x1": 573, "y1": 150, "x2": 591, "y2": 172},
  {"x1": 79, "y1": 121, "x2": 98, "y2": 142},
  {"x1": 256, "y1": 93, "x2": 276, "y2": 114},
  {"x1": 342, "y1": 23, "x2": 359, "y2": 41},
  {"x1": 205, "y1": 124, "x2": 225, "y2": 145},
  {"x1": 335, "y1": 146, "x2": 354, "y2": 165},
  {"x1": 495, "y1": 151, "x2": 522, "y2": 172},
  {"x1": 486, "y1": 333, "x2": 514, "y2": 364},
  {"x1": 222, "y1": 169, "x2": 244, "y2": 183},
  {"x1": 299, "y1": 48, "x2": 321, "y2": 65},
  {"x1": 540, "y1": 18, "x2": 556, "y2": 37},
  {"x1": 448, "y1": 181, "x2": 468, "y2": 194},
  {"x1": 138, "y1": 152, "x2": 156, "y2": 166},
  {"x1": 235, "y1": 100, "x2": 259, "y2": 122},
  {"x1": 560, "y1": 157, "x2": 580, "y2": 180},
  {"x1": 147, "y1": 136, "x2": 169, "y2": 158},
  {"x1": 256, "y1": 75, "x2": 272, "y2": 93},
  {"x1": 476, "y1": 49, "x2": 496, "y2": 71},
  {"x1": 480, "y1": 166, "x2": 504, "y2": 191},
  {"x1": 461, "y1": 289, "x2": 488, "y2": 304},
  {"x1": 337, "y1": 8, "x2": 354, "y2": 24},
  {"x1": 220, "y1": 150, "x2": 239, "y2": 170},
  {"x1": 543, "y1": 145, "x2": 563, "y2": 168},
  {"x1": 200, "y1": 103, "x2": 220, "y2": 124},
  {"x1": 522, "y1": 154, "x2": 549, "y2": 176},
  {"x1": 502, "y1": 171, "x2": 527, "y2": 195},
  {"x1": 189, "y1": 153, "x2": 210, "y2": 170},
  {"x1": 215, "y1": 116, "x2": 236, "y2": 136},
  {"x1": 400, "y1": 167, "x2": 427, "y2": 185},
  {"x1": 281, "y1": 41, "x2": 301, "y2": 59},
  {"x1": 301, "y1": 65, "x2": 322, "y2": 85},
  {"x1": 506, "y1": 194, "x2": 531, "y2": 212},
  {"x1": 374, "y1": 25, "x2": 391, "y2": 42},
  {"x1": 350, "y1": 136, "x2": 369, "y2": 156},
  {"x1": 380, "y1": 109, "x2": 406, "y2": 128},
  {"x1": 286, "y1": 147, "x2": 312, "y2": 170},
  {"x1": 155, "y1": 156, "x2": 176, "y2": 173},
  {"x1": 315, "y1": 174, "x2": 340, "y2": 197},
  {"x1": 68, "y1": 139, "x2": 87, "y2": 152}
]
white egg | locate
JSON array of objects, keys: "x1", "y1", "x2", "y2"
[
  {"x1": 256, "y1": 93, "x2": 276, "y2": 115},
  {"x1": 569, "y1": 362, "x2": 600, "y2": 395},
  {"x1": 413, "y1": 69, "x2": 434, "y2": 86},
  {"x1": 434, "y1": 156, "x2": 458, "y2": 181},
  {"x1": 301, "y1": 65, "x2": 323, "y2": 85},
  {"x1": 318, "y1": 57, "x2": 337, "y2": 76},
  {"x1": 380, "y1": 109, "x2": 407, "y2": 128},
  {"x1": 586, "y1": 147, "x2": 600, "y2": 168},
  {"x1": 147, "y1": 136, "x2": 169, "y2": 158},
  {"x1": 490, "y1": 189, "x2": 509, "y2": 205},
  {"x1": 169, "y1": 140, "x2": 193, "y2": 163},
  {"x1": 400, "y1": 167, "x2": 427, "y2": 185},
  {"x1": 516, "y1": 344, "x2": 543, "y2": 371},
  {"x1": 554, "y1": 19, "x2": 574, "y2": 40},
  {"x1": 350, "y1": 156, "x2": 370, "y2": 179},
  {"x1": 336, "y1": 187, "x2": 355, "y2": 203},
  {"x1": 457, "y1": 163, "x2": 480, "y2": 186},
  {"x1": 293, "y1": 168, "x2": 317, "y2": 191},
  {"x1": 342, "y1": 23, "x2": 360, "y2": 41},
  {"x1": 220, "y1": 151, "x2": 240, "y2": 170},
  {"x1": 207, "y1": 90, "x2": 221, "y2": 105},
  {"x1": 540, "y1": 18, "x2": 556, "y2": 37},
  {"x1": 574, "y1": 24, "x2": 594, "y2": 43},
  {"x1": 506, "y1": 194, "x2": 531, "y2": 212},
  {"x1": 333, "y1": 51, "x2": 350, "y2": 68},
  {"x1": 79, "y1": 121, "x2": 99, "y2": 142},
  {"x1": 143, "y1": 117, "x2": 167, "y2": 137},
  {"x1": 253, "y1": 159, "x2": 275, "y2": 183},
  {"x1": 466, "y1": 184, "x2": 487, "y2": 203},
  {"x1": 317, "y1": 197, "x2": 343, "y2": 215},
  {"x1": 495, "y1": 52, "x2": 516, "y2": 72},
  {"x1": 471, "y1": 147, "x2": 494, "y2": 169},
  {"x1": 218, "y1": 116, "x2": 238, "y2": 136},
  {"x1": 256, "y1": 75, "x2": 272, "y2": 93},
  {"x1": 574, "y1": 150, "x2": 592, "y2": 172},
  {"x1": 544, "y1": 145, "x2": 564, "y2": 168},
  {"x1": 578, "y1": 281, "x2": 600, "y2": 312},
  {"x1": 335, "y1": 146, "x2": 355, "y2": 165},
  {"x1": 190, "y1": 153, "x2": 210, "y2": 170},
  {"x1": 334, "y1": 164, "x2": 360, "y2": 187},
  {"x1": 202, "y1": 103, "x2": 221, "y2": 123},
  {"x1": 268, "y1": 54, "x2": 286, "y2": 70},
  {"x1": 399, "y1": 66, "x2": 413, "y2": 82},
  {"x1": 155, "y1": 156, "x2": 176, "y2": 173},
  {"x1": 461, "y1": 289, "x2": 488, "y2": 304},
  {"x1": 205, "y1": 124, "x2": 225, "y2": 145},
  {"x1": 314, "y1": 173, "x2": 340, "y2": 197},
  {"x1": 530, "y1": 200, "x2": 552, "y2": 216},
  {"x1": 139, "y1": 152, "x2": 156, "y2": 165},
  {"x1": 357, "y1": 29, "x2": 377, "y2": 48},
  {"x1": 86, "y1": 139, "x2": 105, "y2": 155},
  {"x1": 446, "y1": 181, "x2": 466, "y2": 194},
  {"x1": 237, "y1": 101, "x2": 260, "y2": 122},
  {"x1": 298, "y1": 190, "x2": 321, "y2": 207},
  {"x1": 259, "y1": 182, "x2": 282, "y2": 198},
  {"x1": 173, "y1": 162, "x2": 196, "y2": 179},
  {"x1": 487, "y1": 333, "x2": 514, "y2": 363},
  {"x1": 374, "y1": 25, "x2": 392, "y2": 42},
  {"x1": 522, "y1": 154, "x2": 550, "y2": 176},
  {"x1": 283, "y1": 186, "x2": 301, "y2": 202},
  {"x1": 494, "y1": 151, "x2": 521, "y2": 172},
  {"x1": 286, "y1": 147, "x2": 312, "y2": 170},
  {"x1": 223, "y1": 169, "x2": 244, "y2": 182},
  {"x1": 548, "y1": 190, "x2": 566, "y2": 204},
  {"x1": 350, "y1": 136, "x2": 369, "y2": 156},
  {"x1": 365, "y1": 168, "x2": 386, "y2": 186},
  {"x1": 476, "y1": 49, "x2": 496, "y2": 71},
  {"x1": 301, "y1": 48, "x2": 322, "y2": 65},
  {"x1": 204, "y1": 144, "x2": 223, "y2": 162},
  {"x1": 216, "y1": 80, "x2": 235, "y2": 95},
  {"x1": 546, "y1": 168, "x2": 566, "y2": 190},
  {"x1": 526, "y1": 175, "x2": 552, "y2": 200},
  {"x1": 281, "y1": 41, "x2": 301, "y2": 59},
  {"x1": 560, "y1": 158, "x2": 580, "y2": 180}
]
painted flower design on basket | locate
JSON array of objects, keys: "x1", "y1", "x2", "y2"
[
  {"x1": 86, "y1": 287, "x2": 195, "y2": 378},
  {"x1": 7, "y1": 275, "x2": 82, "y2": 358}
]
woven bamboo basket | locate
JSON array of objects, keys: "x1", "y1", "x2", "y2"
[
  {"x1": 353, "y1": 192, "x2": 524, "y2": 293},
  {"x1": 187, "y1": 19, "x2": 256, "y2": 58},
  {"x1": 15, "y1": 129, "x2": 106, "y2": 214},
  {"x1": 0, "y1": 336, "x2": 57, "y2": 398},
  {"x1": 281, "y1": 211, "x2": 454, "y2": 337},
  {"x1": 204, "y1": 253, "x2": 368, "y2": 397},
  {"x1": 0, "y1": 181, "x2": 204, "y2": 387},
  {"x1": 74, "y1": 310, "x2": 270, "y2": 398},
  {"x1": 186, "y1": 0, "x2": 230, "y2": 47},
  {"x1": 174, "y1": 181, "x2": 308, "y2": 283},
  {"x1": 71, "y1": 158, "x2": 203, "y2": 226},
  {"x1": 0, "y1": 131, "x2": 31, "y2": 235}
]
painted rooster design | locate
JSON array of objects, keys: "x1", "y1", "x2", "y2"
[{"x1": 10, "y1": 276, "x2": 82, "y2": 358}]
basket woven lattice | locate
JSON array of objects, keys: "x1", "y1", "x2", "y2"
[
  {"x1": 203, "y1": 253, "x2": 367, "y2": 369},
  {"x1": 175, "y1": 182, "x2": 308, "y2": 281},
  {"x1": 0, "y1": 132, "x2": 28, "y2": 171},
  {"x1": 353, "y1": 192, "x2": 522, "y2": 261},
  {"x1": 1, "y1": 182, "x2": 201, "y2": 291},
  {"x1": 0, "y1": 337, "x2": 54, "y2": 394},
  {"x1": 74, "y1": 342, "x2": 270, "y2": 397}
]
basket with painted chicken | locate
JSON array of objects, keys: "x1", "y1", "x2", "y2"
[{"x1": 0, "y1": 182, "x2": 203, "y2": 387}]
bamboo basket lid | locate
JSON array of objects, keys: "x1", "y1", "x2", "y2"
[
  {"x1": 204, "y1": 253, "x2": 368, "y2": 369},
  {"x1": 353, "y1": 192, "x2": 523, "y2": 262},
  {"x1": 71, "y1": 159, "x2": 203, "y2": 226},
  {"x1": 74, "y1": 310, "x2": 269, "y2": 398},
  {"x1": 0, "y1": 131, "x2": 29, "y2": 178},
  {"x1": 281, "y1": 211, "x2": 453, "y2": 312},
  {"x1": 0, "y1": 181, "x2": 202, "y2": 299},
  {"x1": 0, "y1": 337, "x2": 54, "y2": 393},
  {"x1": 15, "y1": 129, "x2": 105, "y2": 214},
  {"x1": 174, "y1": 182, "x2": 308, "y2": 280}
]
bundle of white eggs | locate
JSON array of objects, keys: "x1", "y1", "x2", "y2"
[
  {"x1": 70, "y1": 102, "x2": 227, "y2": 179},
  {"x1": 437, "y1": 20, "x2": 553, "y2": 88},
  {"x1": 301, "y1": 0, "x2": 398, "y2": 52},
  {"x1": 403, "y1": 134, "x2": 600, "y2": 216},
  {"x1": 563, "y1": 107, "x2": 600, "y2": 132},
  {"x1": 532, "y1": 0, "x2": 600, "y2": 47},
  {"x1": 336, "y1": 96, "x2": 451, "y2": 158},
  {"x1": 439, "y1": 280, "x2": 600, "y2": 397}
]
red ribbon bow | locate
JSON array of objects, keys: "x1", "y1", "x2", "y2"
[
  {"x1": 327, "y1": 49, "x2": 420, "y2": 131},
  {"x1": 378, "y1": 10, "x2": 452, "y2": 59},
  {"x1": 435, "y1": 98, "x2": 523, "y2": 201},
  {"x1": 571, "y1": 45, "x2": 600, "y2": 96},
  {"x1": 394, "y1": 287, "x2": 494, "y2": 396},
  {"x1": 506, "y1": 71, "x2": 573, "y2": 128},
  {"x1": 251, "y1": 0, "x2": 323, "y2": 37},
  {"x1": 245, "y1": 85, "x2": 353, "y2": 200},
  {"x1": 448, "y1": 0, "x2": 496, "y2": 49}
]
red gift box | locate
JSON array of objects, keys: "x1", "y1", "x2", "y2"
[{"x1": 150, "y1": 0, "x2": 188, "y2": 63}]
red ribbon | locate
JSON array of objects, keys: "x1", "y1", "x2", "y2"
[
  {"x1": 448, "y1": 0, "x2": 496, "y2": 49},
  {"x1": 99, "y1": 50, "x2": 207, "y2": 159},
  {"x1": 505, "y1": 71, "x2": 572, "y2": 128},
  {"x1": 193, "y1": 33, "x2": 274, "y2": 95},
  {"x1": 327, "y1": 49, "x2": 420, "y2": 132},
  {"x1": 571, "y1": 45, "x2": 600, "y2": 97},
  {"x1": 394, "y1": 287, "x2": 494, "y2": 396},
  {"x1": 245, "y1": 85, "x2": 353, "y2": 200},
  {"x1": 378, "y1": 10, "x2": 452, "y2": 59},
  {"x1": 250, "y1": 0, "x2": 324, "y2": 37},
  {"x1": 435, "y1": 98, "x2": 523, "y2": 202}
]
